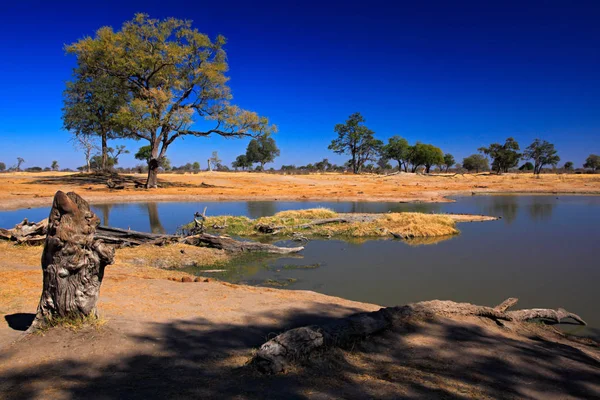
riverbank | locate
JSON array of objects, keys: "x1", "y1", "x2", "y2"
[
  {"x1": 1, "y1": 241, "x2": 598, "y2": 398},
  {"x1": 0, "y1": 171, "x2": 598, "y2": 210}
]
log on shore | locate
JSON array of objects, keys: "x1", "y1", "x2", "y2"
[
  {"x1": 1, "y1": 219, "x2": 303, "y2": 254},
  {"x1": 253, "y1": 297, "x2": 587, "y2": 374}
]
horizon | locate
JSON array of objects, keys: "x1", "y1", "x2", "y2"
[{"x1": 1, "y1": 0, "x2": 599, "y2": 170}]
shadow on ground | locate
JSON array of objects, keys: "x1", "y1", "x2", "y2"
[
  {"x1": 29, "y1": 172, "x2": 199, "y2": 188},
  {"x1": 1, "y1": 304, "x2": 599, "y2": 399},
  {"x1": 4, "y1": 314, "x2": 35, "y2": 331}
]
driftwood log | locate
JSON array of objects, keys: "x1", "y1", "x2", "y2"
[
  {"x1": 2, "y1": 218, "x2": 303, "y2": 255},
  {"x1": 29, "y1": 191, "x2": 115, "y2": 331},
  {"x1": 253, "y1": 297, "x2": 587, "y2": 374}
]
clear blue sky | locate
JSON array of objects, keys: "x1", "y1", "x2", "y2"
[{"x1": 0, "y1": 0, "x2": 599, "y2": 169}]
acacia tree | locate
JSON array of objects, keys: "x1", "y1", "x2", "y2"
[
  {"x1": 329, "y1": 113, "x2": 382, "y2": 174},
  {"x1": 0, "y1": 162, "x2": 5, "y2": 172},
  {"x1": 407, "y1": 143, "x2": 444, "y2": 173},
  {"x1": 246, "y1": 134, "x2": 280, "y2": 169},
  {"x1": 584, "y1": 154, "x2": 600, "y2": 171},
  {"x1": 51, "y1": 161, "x2": 59, "y2": 171},
  {"x1": 563, "y1": 161, "x2": 574, "y2": 171},
  {"x1": 62, "y1": 67, "x2": 127, "y2": 171},
  {"x1": 383, "y1": 135, "x2": 410, "y2": 172},
  {"x1": 478, "y1": 137, "x2": 521, "y2": 173},
  {"x1": 523, "y1": 139, "x2": 560, "y2": 174},
  {"x1": 67, "y1": 14, "x2": 275, "y2": 188}
]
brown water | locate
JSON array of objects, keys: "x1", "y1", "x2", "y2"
[{"x1": 2, "y1": 195, "x2": 598, "y2": 338}]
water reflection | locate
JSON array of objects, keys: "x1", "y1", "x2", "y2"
[
  {"x1": 144, "y1": 203, "x2": 166, "y2": 234},
  {"x1": 527, "y1": 197, "x2": 556, "y2": 221}
]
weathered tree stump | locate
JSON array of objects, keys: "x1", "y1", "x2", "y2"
[{"x1": 29, "y1": 191, "x2": 114, "y2": 331}]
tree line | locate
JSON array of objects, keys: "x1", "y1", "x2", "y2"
[{"x1": 327, "y1": 112, "x2": 599, "y2": 174}]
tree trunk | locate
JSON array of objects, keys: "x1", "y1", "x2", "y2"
[
  {"x1": 101, "y1": 133, "x2": 108, "y2": 171},
  {"x1": 146, "y1": 159, "x2": 159, "y2": 188},
  {"x1": 29, "y1": 191, "x2": 114, "y2": 331}
]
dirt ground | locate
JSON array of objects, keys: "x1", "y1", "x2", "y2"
[
  {"x1": 1, "y1": 172, "x2": 600, "y2": 399},
  {"x1": 0, "y1": 171, "x2": 599, "y2": 210},
  {"x1": 1, "y1": 242, "x2": 599, "y2": 399}
]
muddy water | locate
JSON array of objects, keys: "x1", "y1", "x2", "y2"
[{"x1": 1, "y1": 195, "x2": 599, "y2": 338}]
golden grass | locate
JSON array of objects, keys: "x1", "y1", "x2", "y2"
[
  {"x1": 115, "y1": 243, "x2": 229, "y2": 271},
  {"x1": 205, "y1": 209, "x2": 458, "y2": 239}
]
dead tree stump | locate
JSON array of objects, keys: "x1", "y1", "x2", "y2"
[{"x1": 29, "y1": 191, "x2": 114, "y2": 331}]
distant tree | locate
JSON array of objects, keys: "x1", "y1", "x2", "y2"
[
  {"x1": 315, "y1": 158, "x2": 332, "y2": 172},
  {"x1": 51, "y1": 161, "x2": 59, "y2": 171},
  {"x1": 523, "y1": 139, "x2": 560, "y2": 174},
  {"x1": 377, "y1": 157, "x2": 392, "y2": 170},
  {"x1": 16, "y1": 157, "x2": 25, "y2": 172},
  {"x1": 72, "y1": 133, "x2": 98, "y2": 172},
  {"x1": 479, "y1": 137, "x2": 521, "y2": 173},
  {"x1": 462, "y1": 154, "x2": 489, "y2": 173},
  {"x1": 0, "y1": 162, "x2": 5, "y2": 172},
  {"x1": 108, "y1": 145, "x2": 129, "y2": 166},
  {"x1": 232, "y1": 154, "x2": 252, "y2": 171},
  {"x1": 90, "y1": 155, "x2": 115, "y2": 171},
  {"x1": 563, "y1": 161, "x2": 574, "y2": 171},
  {"x1": 407, "y1": 143, "x2": 444, "y2": 173},
  {"x1": 246, "y1": 134, "x2": 280, "y2": 168},
  {"x1": 583, "y1": 154, "x2": 600, "y2": 171},
  {"x1": 209, "y1": 151, "x2": 222, "y2": 171},
  {"x1": 519, "y1": 162, "x2": 534, "y2": 171},
  {"x1": 67, "y1": 14, "x2": 274, "y2": 188},
  {"x1": 192, "y1": 162, "x2": 201, "y2": 172},
  {"x1": 134, "y1": 145, "x2": 169, "y2": 170},
  {"x1": 329, "y1": 113, "x2": 382, "y2": 174},
  {"x1": 62, "y1": 64, "x2": 127, "y2": 171},
  {"x1": 383, "y1": 135, "x2": 410, "y2": 172},
  {"x1": 26, "y1": 166, "x2": 43, "y2": 172},
  {"x1": 442, "y1": 153, "x2": 455, "y2": 172}
]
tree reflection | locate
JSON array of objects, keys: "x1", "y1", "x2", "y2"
[
  {"x1": 527, "y1": 197, "x2": 555, "y2": 221},
  {"x1": 93, "y1": 204, "x2": 113, "y2": 226},
  {"x1": 486, "y1": 196, "x2": 519, "y2": 224},
  {"x1": 246, "y1": 202, "x2": 277, "y2": 219},
  {"x1": 146, "y1": 203, "x2": 166, "y2": 234}
]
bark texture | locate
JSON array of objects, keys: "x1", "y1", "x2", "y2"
[
  {"x1": 253, "y1": 297, "x2": 587, "y2": 374},
  {"x1": 29, "y1": 191, "x2": 114, "y2": 331}
]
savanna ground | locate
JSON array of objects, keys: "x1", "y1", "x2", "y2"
[
  {"x1": 1, "y1": 171, "x2": 600, "y2": 399},
  {"x1": 0, "y1": 170, "x2": 599, "y2": 210}
]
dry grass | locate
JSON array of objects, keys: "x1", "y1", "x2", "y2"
[
  {"x1": 205, "y1": 209, "x2": 458, "y2": 239},
  {"x1": 115, "y1": 243, "x2": 229, "y2": 271}
]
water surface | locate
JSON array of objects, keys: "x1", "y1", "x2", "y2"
[{"x1": 1, "y1": 196, "x2": 598, "y2": 337}]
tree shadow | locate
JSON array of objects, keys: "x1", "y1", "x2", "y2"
[
  {"x1": 1, "y1": 305, "x2": 599, "y2": 399},
  {"x1": 4, "y1": 313, "x2": 35, "y2": 331},
  {"x1": 29, "y1": 172, "x2": 198, "y2": 188}
]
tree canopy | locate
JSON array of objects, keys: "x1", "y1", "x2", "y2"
[
  {"x1": 442, "y1": 153, "x2": 455, "y2": 172},
  {"x1": 66, "y1": 13, "x2": 275, "y2": 187},
  {"x1": 232, "y1": 154, "x2": 252, "y2": 170},
  {"x1": 0, "y1": 162, "x2": 5, "y2": 172},
  {"x1": 478, "y1": 137, "x2": 521, "y2": 173},
  {"x1": 329, "y1": 113, "x2": 382, "y2": 174},
  {"x1": 407, "y1": 143, "x2": 444, "y2": 173},
  {"x1": 246, "y1": 134, "x2": 280, "y2": 168},
  {"x1": 563, "y1": 161, "x2": 574, "y2": 171},
  {"x1": 523, "y1": 139, "x2": 560, "y2": 174},
  {"x1": 462, "y1": 154, "x2": 489, "y2": 172},
  {"x1": 383, "y1": 136, "x2": 410, "y2": 172},
  {"x1": 584, "y1": 154, "x2": 600, "y2": 170}
]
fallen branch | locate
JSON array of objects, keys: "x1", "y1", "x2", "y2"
[
  {"x1": 2, "y1": 219, "x2": 303, "y2": 254},
  {"x1": 295, "y1": 218, "x2": 349, "y2": 229},
  {"x1": 253, "y1": 297, "x2": 586, "y2": 374}
]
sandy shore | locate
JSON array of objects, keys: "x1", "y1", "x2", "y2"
[{"x1": 0, "y1": 171, "x2": 599, "y2": 210}]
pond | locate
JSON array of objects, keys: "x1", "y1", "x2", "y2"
[{"x1": 1, "y1": 195, "x2": 599, "y2": 338}]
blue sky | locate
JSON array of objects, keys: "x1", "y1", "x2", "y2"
[{"x1": 0, "y1": 0, "x2": 599, "y2": 169}]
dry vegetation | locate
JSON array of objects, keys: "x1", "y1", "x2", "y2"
[
  {"x1": 205, "y1": 208, "x2": 460, "y2": 239},
  {"x1": 0, "y1": 171, "x2": 599, "y2": 210}
]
